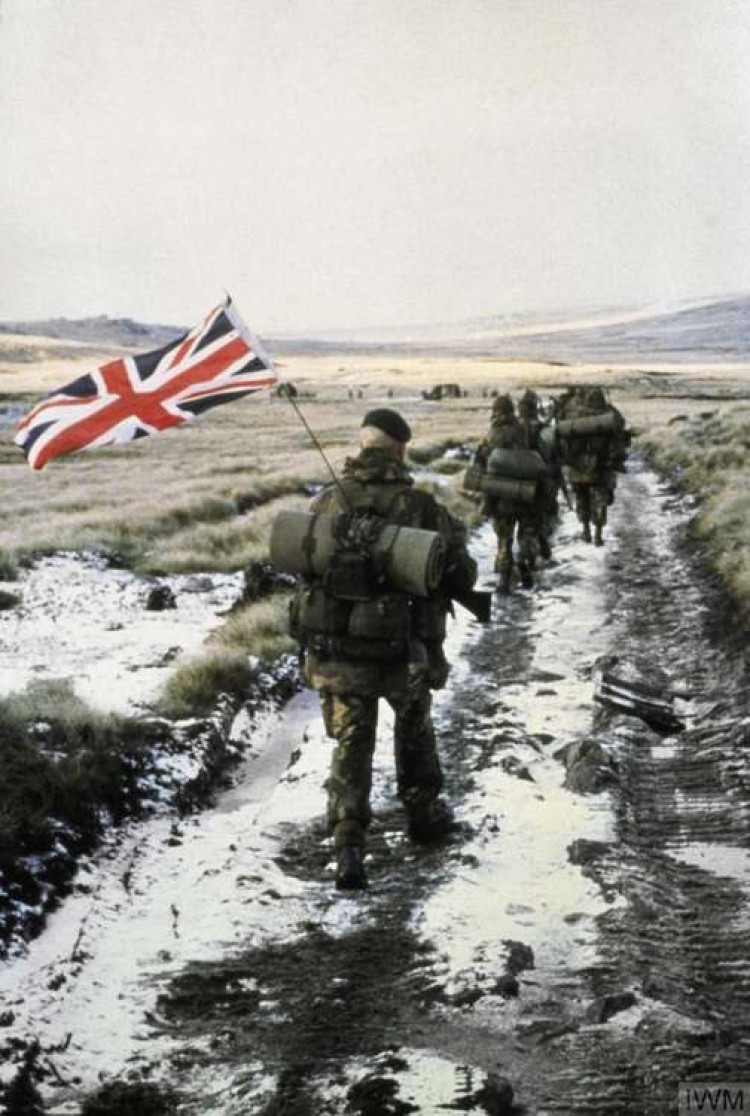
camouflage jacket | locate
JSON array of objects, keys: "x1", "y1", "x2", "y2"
[
  {"x1": 473, "y1": 419, "x2": 536, "y2": 516},
  {"x1": 474, "y1": 418, "x2": 525, "y2": 469},
  {"x1": 299, "y1": 447, "x2": 477, "y2": 695}
]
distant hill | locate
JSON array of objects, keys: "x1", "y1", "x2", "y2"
[
  {"x1": 0, "y1": 315, "x2": 185, "y2": 349},
  {"x1": 271, "y1": 295, "x2": 750, "y2": 362},
  {"x1": 472, "y1": 296, "x2": 750, "y2": 363},
  {"x1": 3, "y1": 295, "x2": 750, "y2": 363}
]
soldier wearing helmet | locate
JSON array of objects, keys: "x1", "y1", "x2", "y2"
[
  {"x1": 556, "y1": 386, "x2": 629, "y2": 546},
  {"x1": 517, "y1": 389, "x2": 558, "y2": 561},
  {"x1": 474, "y1": 394, "x2": 540, "y2": 592}
]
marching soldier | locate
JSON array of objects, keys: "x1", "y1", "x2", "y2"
[
  {"x1": 556, "y1": 386, "x2": 629, "y2": 546},
  {"x1": 517, "y1": 389, "x2": 556, "y2": 560},
  {"x1": 288, "y1": 409, "x2": 477, "y2": 891},
  {"x1": 475, "y1": 394, "x2": 540, "y2": 592}
]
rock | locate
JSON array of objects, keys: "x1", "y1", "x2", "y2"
[
  {"x1": 242, "y1": 560, "x2": 296, "y2": 603},
  {"x1": 0, "y1": 1010, "x2": 15, "y2": 1026},
  {"x1": 492, "y1": 974, "x2": 519, "y2": 998},
  {"x1": 567, "y1": 838, "x2": 612, "y2": 867},
  {"x1": 476, "y1": 1072, "x2": 514, "y2": 1115},
  {"x1": 182, "y1": 575, "x2": 215, "y2": 593},
  {"x1": 503, "y1": 940, "x2": 535, "y2": 975},
  {"x1": 586, "y1": 991, "x2": 637, "y2": 1023},
  {"x1": 555, "y1": 738, "x2": 618, "y2": 794},
  {"x1": 145, "y1": 583, "x2": 177, "y2": 611},
  {"x1": 0, "y1": 589, "x2": 21, "y2": 610},
  {"x1": 499, "y1": 756, "x2": 534, "y2": 782},
  {"x1": 448, "y1": 986, "x2": 484, "y2": 1008}
]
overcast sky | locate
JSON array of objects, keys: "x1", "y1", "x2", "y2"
[{"x1": 3, "y1": 0, "x2": 750, "y2": 331}]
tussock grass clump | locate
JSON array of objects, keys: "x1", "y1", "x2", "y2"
[
  {"x1": 0, "y1": 679, "x2": 157, "y2": 948},
  {"x1": 640, "y1": 407, "x2": 750, "y2": 604},
  {"x1": 213, "y1": 596, "x2": 295, "y2": 660},
  {"x1": 0, "y1": 548, "x2": 18, "y2": 580},
  {"x1": 159, "y1": 647, "x2": 258, "y2": 719},
  {"x1": 160, "y1": 596, "x2": 295, "y2": 718}
]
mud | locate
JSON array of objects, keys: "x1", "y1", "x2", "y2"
[{"x1": 2, "y1": 461, "x2": 750, "y2": 1114}]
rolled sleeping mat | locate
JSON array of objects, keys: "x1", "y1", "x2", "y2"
[
  {"x1": 537, "y1": 424, "x2": 559, "y2": 462},
  {"x1": 269, "y1": 511, "x2": 445, "y2": 597},
  {"x1": 557, "y1": 411, "x2": 622, "y2": 439},
  {"x1": 374, "y1": 521, "x2": 445, "y2": 597},
  {"x1": 463, "y1": 466, "x2": 537, "y2": 505},
  {"x1": 487, "y1": 447, "x2": 548, "y2": 481}
]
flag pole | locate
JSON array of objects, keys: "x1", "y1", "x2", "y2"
[
  {"x1": 223, "y1": 292, "x2": 352, "y2": 509},
  {"x1": 281, "y1": 387, "x2": 354, "y2": 511}
]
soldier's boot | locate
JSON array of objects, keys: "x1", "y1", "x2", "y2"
[
  {"x1": 594, "y1": 524, "x2": 604, "y2": 547},
  {"x1": 333, "y1": 820, "x2": 367, "y2": 891},
  {"x1": 518, "y1": 561, "x2": 534, "y2": 589},
  {"x1": 335, "y1": 845, "x2": 367, "y2": 891},
  {"x1": 538, "y1": 535, "x2": 552, "y2": 561},
  {"x1": 495, "y1": 559, "x2": 512, "y2": 594},
  {"x1": 581, "y1": 521, "x2": 592, "y2": 544},
  {"x1": 407, "y1": 796, "x2": 458, "y2": 842}
]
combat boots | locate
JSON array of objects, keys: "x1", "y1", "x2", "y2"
[
  {"x1": 495, "y1": 559, "x2": 512, "y2": 594},
  {"x1": 332, "y1": 820, "x2": 367, "y2": 890},
  {"x1": 335, "y1": 845, "x2": 367, "y2": 891},
  {"x1": 538, "y1": 535, "x2": 552, "y2": 561},
  {"x1": 581, "y1": 522, "x2": 592, "y2": 544},
  {"x1": 518, "y1": 561, "x2": 534, "y2": 589},
  {"x1": 407, "y1": 796, "x2": 458, "y2": 842},
  {"x1": 594, "y1": 524, "x2": 604, "y2": 547}
]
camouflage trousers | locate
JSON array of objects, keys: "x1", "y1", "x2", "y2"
[
  {"x1": 491, "y1": 509, "x2": 540, "y2": 574},
  {"x1": 572, "y1": 483, "x2": 611, "y2": 529},
  {"x1": 320, "y1": 684, "x2": 443, "y2": 846}
]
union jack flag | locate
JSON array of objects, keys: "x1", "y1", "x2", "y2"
[{"x1": 15, "y1": 298, "x2": 277, "y2": 470}]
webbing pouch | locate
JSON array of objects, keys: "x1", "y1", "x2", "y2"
[
  {"x1": 348, "y1": 593, "x2": 411, "y2": 641},
  {"x1": 297, "y1": 585, "x2": 351, "y2": 634},
  {"x1": 327, "y1": 552, "x2": 376, "y2": 601}
]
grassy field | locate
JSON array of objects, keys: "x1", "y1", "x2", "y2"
[
  {"x1": 3, "y1": 334, "x2": 750, "y2": 713},
  {"x1": 640, "y1": 406, "x2": 750, "y2": 606}
]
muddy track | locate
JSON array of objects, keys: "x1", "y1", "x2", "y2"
[{"x1": 2, "y1": 460, "x2": 750, "y2": 1116}]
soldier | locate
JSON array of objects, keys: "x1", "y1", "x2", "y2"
[
  {"x1": 517, "y1": 389, "x2": 555, "y2": 561},
  {"x1": 290, "y1": 408, "x2": 478, "y2": 891},
  {"x1": 556, "y1": 386, "x2": 628, "y2": 546},
  {"x1": 475, "y1": 394, "x2": 539, "y2": 592}
]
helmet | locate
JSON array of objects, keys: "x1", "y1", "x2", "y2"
[
  {"x1": 585, "y1": 387, "x2": 607, "y2": 409},
  {"x1": 518, "y1": 389, "x2": 539, "y2": 416},
  {"x1": 491, "y1": 393, "x2": 515, "y2": 419}
]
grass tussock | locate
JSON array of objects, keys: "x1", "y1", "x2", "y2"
[
  {"x1": 0, "y1": 679, "x2": 157, "y2": 947},
  {"x1": 160, "y1": 596, "x2": 295, "y2": 718},
  {"x1": 640, "y1": 407, "x2": 750, "y2": 603},
  {"x1": 0, "y1": 548, "x2": 18, "y2": 580}
]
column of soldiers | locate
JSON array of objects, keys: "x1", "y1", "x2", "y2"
[
  {"x1": 278, "y1": 391, "x2": 629, "y2": 891},
  {"x1": 474, "y1": 385, "x2": 628, "y2": 587}
]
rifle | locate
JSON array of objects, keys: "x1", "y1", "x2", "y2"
[{"x1": 452, "y1": 588, "x2": 492, "y2": 623}]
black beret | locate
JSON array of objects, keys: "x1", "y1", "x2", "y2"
[{"x1": 361, "y1": 408, "x2": 412, "y2": 443}]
